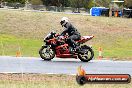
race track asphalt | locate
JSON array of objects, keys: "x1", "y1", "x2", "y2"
[{"x1": 0, "y1": 56, "x2": 132, "y2": 75}]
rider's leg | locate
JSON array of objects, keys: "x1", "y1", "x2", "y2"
[
  {"x1": 67, "y1": 35, "x2": 77, "y2": 48},
  {"x1": 67, "y1": 34, "x2": 80, "y2": 52}
]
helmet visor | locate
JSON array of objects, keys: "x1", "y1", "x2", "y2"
[{"x1": 60, "y1": 20, "x2": 65, "y2": 26}]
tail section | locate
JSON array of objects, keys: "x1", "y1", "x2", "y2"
[{"x1": 77, "y1": 35, "x2": 94, "y2": 44}]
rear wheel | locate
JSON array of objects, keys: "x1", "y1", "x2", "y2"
[
  {"x1": 78, "y1": 45, "x2": 94, "y2": 62},
  {"x1": 39, "y1": 46, "x2": 55, "y2": 61}
]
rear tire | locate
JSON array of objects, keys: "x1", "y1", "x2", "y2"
[
  {"x1": 39, "y1": 46, "x2": 55, "y2": 61},
  {"x1": 78, "y1": 45, "x2": 94, "y2": 62}
]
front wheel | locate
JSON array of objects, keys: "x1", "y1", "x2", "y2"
[
  {"x1": 78, "y1": 45, "x2": 94, "y2": 62},
  {"x1": 39, "y1": 45, "x2": 55, "y2": 61}
]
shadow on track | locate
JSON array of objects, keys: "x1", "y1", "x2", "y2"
[{"x1": 40, "y1": 59, "x2": 94, "y2": 64}]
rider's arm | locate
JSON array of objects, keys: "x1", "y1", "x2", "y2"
[
  {"x1": 60, "y1": 28, "x2": 68, "y2": 36},
  {"x1": 61, "y1": 23, "x2": 71, "y2": 36}
]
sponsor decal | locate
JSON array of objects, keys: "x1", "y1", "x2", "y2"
[{"x1": 76, "y1": 66, "x2": 131, "y2": 85}]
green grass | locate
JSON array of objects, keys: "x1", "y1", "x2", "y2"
[
  {"x1": 0, "y1": 9, "x2": 132, "y2": 59},
  {"x1": 0, "y1": 34, "x2": 42, "y2": 57},
  {"x1": 93, "y1": 38, "x2": 132, "y2": 59}
]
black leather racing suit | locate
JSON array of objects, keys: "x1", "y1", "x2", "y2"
[{"x1": 61, "y1": 22, "x2": 81, "y2": 49}]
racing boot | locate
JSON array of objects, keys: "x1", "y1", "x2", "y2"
[
  {"x1": 75, "y1": 46, "x2": 85, "y2": 54},
  {"x1": 69, "y1": 47, "x2": 75, "y2": 54}
]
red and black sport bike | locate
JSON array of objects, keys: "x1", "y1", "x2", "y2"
[{"x1": 39, "y1": 31, "x2": 94, "y2": 62}]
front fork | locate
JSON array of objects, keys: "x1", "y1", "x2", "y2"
[
  {"x1": 42, "y1": 44, "x2": 56, "y2": 54},
  {"x1": 42, "y1": 45, "x2": 50, "y2": 51}
]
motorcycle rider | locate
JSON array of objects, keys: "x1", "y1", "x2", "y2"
[{"x1": 60, "y1": 17, "x2": 81, "y2": 53}]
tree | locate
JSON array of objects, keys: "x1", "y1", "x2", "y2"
[
  {"x1": 29, "y1": 0, "x2": 43, "y2": 5},
  {"x1": 83, "y1": 0, "x2": 94, "y2": 10},
  {"x1": 42, "y1": 0, "x2": 62, "y2": 6},
  {"x1": 4, "y1": 0, "x2": 25, "y2": 4},
  {"x1": 124, "y1": 0, "x2": 132, "y2": 8},
  {"x1": 68, "y1": 0, "x2": 93, "y2": 12},
  {"x1": 0, "y1": 0, "x2": 2, "y2": 8},
  {"x1": 68, "y1": 0, "x2": 84, "y2": 12},
  {"x1": 95, "y1": 0, "x2": 111, "y2": 7}
]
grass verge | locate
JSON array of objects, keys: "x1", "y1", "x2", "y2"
[{"x1": 0, "y1": 34, "x2": 42, "y2": 57}]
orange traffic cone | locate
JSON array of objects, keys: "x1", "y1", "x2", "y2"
[
  {"x1": 16, "y1": 47, "x2": 21, "y2": 57},
  {"x1": 98, "y1": 47, "x2": 103, "y2": 60},
  {"x1": 16, "y1": 51, "x2": 21, "y2": 57}
]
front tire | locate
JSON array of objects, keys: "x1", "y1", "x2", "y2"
[
  {"x1": 39, "y1": 46, "x2": 55, "y2": 61},
  {"x1": 78, "y1": 45, "x2": 94, "y2": 62}
]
